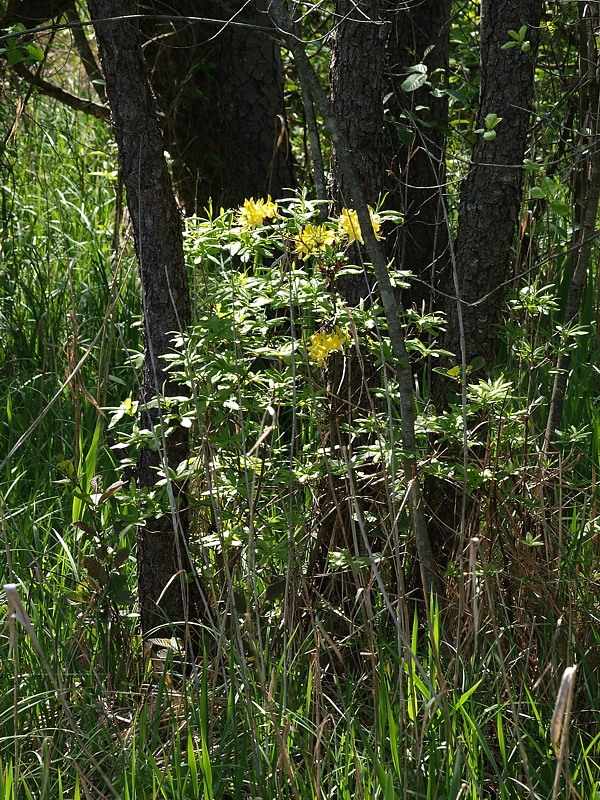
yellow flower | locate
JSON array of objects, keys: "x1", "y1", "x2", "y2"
[
  {"x1": 236, "y1": 196, "x2": 278, "y2": 229},
  {"x1": 294, "y1": 224, "x2": 337, "y2": 260},
  {"x1": 337, "y1": 207, "x2": 383, "y2": 244},
  {"x1": 308, "y1": 326, "x2": 352, "y2": 367}
]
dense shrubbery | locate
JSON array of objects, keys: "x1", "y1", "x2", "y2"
[{"x1": 3, "y1": 7, "x2": 600, "y2": 798}]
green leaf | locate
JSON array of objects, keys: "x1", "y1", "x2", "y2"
[
  {"x1": 6, "y1": 47, "x2": 23, "y2": 65},
  {"x1": 401, "y1": 71, "x2": 428, "y2": 93},
  {"x1": 530, "y1": 186, "x2": 546, "y2": 199},
  {"x1": 97, "y1": 479, "x2": 127, "y2": 504},
  {"x1": 483, "y1": 113, "x2": 501, "y2": 129},
  {"x1": 384, "y1": 770, "x2": 396, "y2": 800},
  {"x1": 113, "y1": 547, "x2": 130, "y2": 569},
  {"x1": 83, "y1": 556, "x2": 108, "y2": 586},
  {"x1": 501, "y1": 41, "x2": 518, "y2": 50},
  {"x1": 24, "y1": 42, "x2": 44, "y2": 62}
]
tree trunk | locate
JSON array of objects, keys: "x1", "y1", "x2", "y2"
[
  {"x1": 308, "y1": 0, "x2": 387, "y2": 594},
  {"x1": 1, "y1": 0, "x2": 70, "y2": 27},
  {"x1": 139, "y1": 0, "x2": 294, "y2": 213},
  {"x1": 427, "y1": 0, "x2": 542, "y2": 568},
  {"x1": 329, "y1": 0, "x2": 387, "y2": 212},
  {"x1": 441, "y1": 0, "x2": 542, "y2": 377},
  {"x1": 305, "y1": 0, "x2": 441, "y2": 601},
  {"x1": 216, "y1": 0, "x2": 295, "y2": 207},
  {"x1": 87, "y1": 0, "x2": 197, "y2": 638},
  {"x1": 385, "y1": 0, "x2": 451, "y2": 312},
  {"x1": 544, "y1": 2, "x2": 600, "y2": 451}
]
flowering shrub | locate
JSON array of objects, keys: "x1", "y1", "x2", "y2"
[
  {"x1": 108, "y1": 191, "x2": 519, "y2": 612},
  {"x1": 337, "y1": 206, "x2": 382, "y2": 244},
  {"x1": 307, "y1": 326, "x2": 352, "y2": 367},
  {"x1": 294, "y1": 223, "x2": 337, "y2": 260},
  {"x1": 235, "y1": 195, "x2": 278, "y2": 229}
]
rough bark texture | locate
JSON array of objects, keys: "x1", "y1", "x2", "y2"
[
  {"x1": 310, "y1": 0, "x2": 387, "y2": 594},
  {"x1": 139, "y1": 0, "x2": 294, "y2": 212},
  {"x1": 216, "y1": 0, "x2": 295, "y2": 207},
  {"x1": 385, "y1": 0, "x2": 451, "y2": 311},
  {"x1": 427, "y1": 0, "x2": 542, "y2": 570},
  {"x1": 329, "y1": 0, "x2": 387, "y2": 213},
  {"x1": 87, "y1": 0, "x2": 196, "y2": 638},
  {"x1": 138, "y1": 0, "x2": 220, "y2": 213},
  {"x1": 441, "y1": 0, "x2": 542, "y2": 378},
  {"x1": 1, "y1": 0, "x2": 70, "y2": 27},
  {"x1": 544, "y1": 3, "x2": 600, "y2": 451},
  {"x1": 284, "y1": 0, "x2": 440, "y2": 598}
]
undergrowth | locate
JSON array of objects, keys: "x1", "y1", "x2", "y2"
[{"x1": 2, "y1": 88, "x2": 600, "y2": 800}]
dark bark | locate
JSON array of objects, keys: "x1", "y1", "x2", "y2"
[
  {"x1": 87, "y1": 0, "x2": 197, "y2": 638},
  {"x1": 385, "y1": 0, "x2": 451, "y2": 311},
  {"x1": 1, "y1": 0, "x2": 71, "y2": 27},
  {"x1": 544, "y1": 2, "x2": 600, "y2": 451},
  {"x1": 328, "y1": 0, "x2": 387, "y2": 303},
  {"x1": 139, "y1": 0, "x2": 294, "y2": 213},
  {"x1": 216, "y1": 0, "x2": 295, "y2": 207},
  {"x1": 441, "y1": 0, "x2": 543, "y2": 378},
  {"x1": 268, "y1": 0, "x2": 441, "y2": 598},
  {"x1": 427, "y1": 0, "x2": 542, "y2": 570},
  {"x1": 329, "y1": 0, "x2": 387, "y2": 211},
  {"x1": 310, "y1": 0, "x2": 387, "y2": 596}
]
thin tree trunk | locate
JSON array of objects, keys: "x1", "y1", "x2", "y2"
[
  {"x1": 65, "y1": 0, "x2": 107, "y2": 102},
  {"x1": 87, "y1": 0, "x2": 198, "y2": 638}
]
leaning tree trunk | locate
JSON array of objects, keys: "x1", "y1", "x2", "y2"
[
  {"x1": 427, "y1": 0, "x2": 542, "y2": 568},
  {"x1": 87, "y1": 0, "x2": 198, "y2": 638},
  {"x1": 385, "y1": 0, "x2": 451, "y2": 312}
]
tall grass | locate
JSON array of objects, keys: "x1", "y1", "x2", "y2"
[{"x1": 2, "y1": 83, "x2": 600, "y2": 800}]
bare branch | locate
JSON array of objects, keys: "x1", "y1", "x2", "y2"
[{"x1": 11, "y1": 60, "x2": 110, "y2": 121}]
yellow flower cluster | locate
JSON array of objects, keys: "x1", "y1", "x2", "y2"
[
  {"x1": 236, "y1": 196, "x2": 278, "y2": 229},
  {"x1": 308, "y1": 326, "x2": 351, "y2": 368},
  {"x1": 294, "y1": 223, "x2": 337, "y2": 260},
  {"x1": 337, "y1": 207, "x2": 383, "y2": 244}
]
